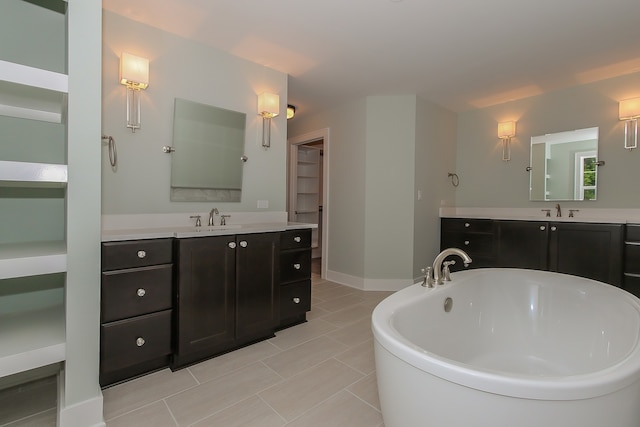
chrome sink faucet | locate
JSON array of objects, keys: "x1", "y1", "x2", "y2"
[
  {"x1": 422, "y1": 248, "x2": 473, "y2": 287},
  {"x1": 208, "y1": 207, "x2": 219, "y2": 226},
  {"x1": 555, "y1": 203, "x2": 562, "y2": 217}
]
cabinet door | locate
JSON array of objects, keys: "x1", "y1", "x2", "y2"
[
  {"x1": 496, "y1": 220, "x2": 549, "y2": 270},
  {"x1": 235, "y1": 232, "x2": 279, "y2": 339},
  {"x1": 174, "y1": 236, "x2": 236, "y2": 364},
  {"x1": 549, "y1": 223, "x2": 623, "y2": 286}
]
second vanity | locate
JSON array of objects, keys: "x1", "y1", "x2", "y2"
[{"x1": 99, "y1": 221, "x2": 314, "y2": 387}]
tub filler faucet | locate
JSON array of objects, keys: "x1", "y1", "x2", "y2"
[{"x1": 422, "y1": 248, "x2": 473, "y2": 288}]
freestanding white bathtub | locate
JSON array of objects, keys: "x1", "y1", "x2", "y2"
[{"x1": 372, "y1": 268, "x2": 640, "y2": 427}]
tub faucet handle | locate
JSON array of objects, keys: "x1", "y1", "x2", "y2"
[
  {"x1": 442, "y1": 260, "x2": 456, "y2": 281},
  {"x1": 421, "y1": 267, "x2": 435, "y2": 288}
]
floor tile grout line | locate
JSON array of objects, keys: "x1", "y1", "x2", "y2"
[
  {"x1": 256, "y1": 394, "x2": 289, "y2": 425},
  {"x1": 344, "y1": 388, "x2": 382, "y2": 414},
  {"x1": 161, "y1": 399, "x2": 180, "y2": 427}
]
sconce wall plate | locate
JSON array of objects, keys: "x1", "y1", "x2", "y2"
[{"x1": 497, "y1": 121, "x2": 516, "y2": 162}]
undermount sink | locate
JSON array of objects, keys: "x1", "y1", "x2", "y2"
[{"x1": 201, "y1": 224, "x2": 242, "y2": 231}]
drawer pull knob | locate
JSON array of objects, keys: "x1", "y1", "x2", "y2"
[
  {"x1": 464, "y1": 240, "x2": 470, "y2": 245},
  {"x1": 137, "y1": 288, "x2": 146, "y2": 297},
  {"x1": 293, "y1": 263, "x2": 301, "y2": 270},
  {"x1": 137, "y1": 250, "x2": 146, "y2": 259},
  {"x1": 240, "y1": 241, "x2": 248, "y2": 248},
  {"x1": 294, "y1": 236, "x2": 302, "y2": 243},
  {"x1": 540, "y1": 226, "x2": 546, "y2": 231},
  {"x1": 228, "y1": 242, "x2": 237, "y2": 249},
  {"x1": 293, "y1": 297, "x2": 301, "y2": 304},
  {"x1": 136, "y1": 337, "x2": 145, "y2": 347},
  {"x1": 551, "y1": 226, "x2": 557, "y2": 231},
  {"x1": 464, "y1": 223, "x2": 470, "y2": 228}
]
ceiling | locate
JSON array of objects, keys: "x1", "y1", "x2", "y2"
[{"x1": 103, "y1": 0, "x2": 640, "y2": 116}]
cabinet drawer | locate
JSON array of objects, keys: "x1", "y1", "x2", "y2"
[
  {"x1": 101, "y1": 265, "x2": 173, "y2": 322},
  {"x1": 441, "y1": 218, "x2": 493, "y2": 233},
  {"x1": 281, "y1": 229, "x2": 312, "y2": 250},
  {"x1": 280, "y1": 280, "x2": 311, "y2": 319},
  {"x1": 280, "y1": 249, "x2": 311, "y2": 283},
  {"x1": 441, "y1": 232, "x2": 493, "y2": 255},
  {"x1": 102, "y1": 239, "x2": 173, "y2": 271},
  {"x1": 626, "y1": 225, "x2": 640, "y2": 242},
  {"x1": 625, "y1": 243, "x2": 640, "y2": 274},
  {"x1": 624, "y1": 274, "x2": 640, "y2": 298},
  {"x1": 100, "y1": 310, "x2": 172, "y2": 373}
]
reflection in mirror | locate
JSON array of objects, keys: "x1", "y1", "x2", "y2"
[
  {"x1": 170, "y1": 99, "x2": 247, "y2": 202},
  {"x1": 529, "y1": 127, "x2": 599, "y2": 201}
]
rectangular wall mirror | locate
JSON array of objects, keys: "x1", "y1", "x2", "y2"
[
  {"x1": 529, "y1": 127, "x2": 599, "y2": 201},
  {"x1": 170, "y1": 98, "x2": 247, "y2": 202}
]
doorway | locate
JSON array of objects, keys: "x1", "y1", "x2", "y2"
[{"x1": 287, "y1": 128, "x2": 329, "y2": 279}]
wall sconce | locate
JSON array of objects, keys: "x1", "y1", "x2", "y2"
[
  {"x1": 619, "y1": 97, "x2": 640, "y2": 151},
  {"x1": 287, "y1": 104, "x2": 296, "y2": 120},
  {"x1": 120, "y1": 52, "x2": 149, "y2": 132},
  {"x1": 497, "y1": 121, "x2": 516, "y2": 161},
  {"x1": 258, "y1": 92, "x2": 279, "y2": 148}
]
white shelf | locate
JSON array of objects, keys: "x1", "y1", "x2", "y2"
[
  {"x1": 0, "y1": 160, "x2": 67, "y2": 185},
  {"x1": 0, "y1": 60, "x2": 68, "y2": 123},
  {"x1": 0, "y1": 241, "x2": 67, "y2": 280},
  {"x1": 0, "y1": 304, "x2": 65, "y2": 378}
]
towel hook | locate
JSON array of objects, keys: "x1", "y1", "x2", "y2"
[
  {"x1": 102, "y1": 135, "x2": 117, "y2": 167},
  {"x1": 448, "y1": 172, "x2": 459, "y2": 187}
]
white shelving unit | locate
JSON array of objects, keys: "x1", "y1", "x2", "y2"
[
  {"x1": 294, "y1": 147, "x2": 321, "y2": 251},
  {"x1": 0, "y1": 4, "x2": 68, "y2": 382}
]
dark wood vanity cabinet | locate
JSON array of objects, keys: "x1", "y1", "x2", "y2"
[
  {"x1": 440, "y1": 218, "x2": 496, "y2": 271},
  {"x1": 172, "y1": 232, "x2": 280, "y2": 369},
  {"x1": 278, "y1": 229, "x2": 312, "y2": 329},
  {"x1": 445, "y1": 218, "x2": 624, "y2": 287},
  {"x1": 623, "y1": 225, "x2": 640, "y2": 297},
  {"x1": 100, "y1": 239, "x2": 174, "y2": 386}
]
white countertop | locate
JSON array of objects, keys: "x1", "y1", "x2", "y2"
[
  {"x1": 439, "y1": 207, "x2": 640, "y2": 224},
  {"x1": 101, "y1": 222, "x2": 316, "y2": 242}
]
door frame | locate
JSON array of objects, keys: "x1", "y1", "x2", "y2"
[{"x1": 287, "y1": 128, "x2": 330, "y2": 279}]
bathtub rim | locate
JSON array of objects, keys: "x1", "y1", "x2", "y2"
[{"x1": 372, "y1": 268, "x2": 640, "y2": 401}]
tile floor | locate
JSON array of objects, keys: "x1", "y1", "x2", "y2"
[{"x1": 1, "y1": 265, "x2": 393, "y2": 427}]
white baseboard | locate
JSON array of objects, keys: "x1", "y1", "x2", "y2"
[
  {"x1": 58, "y1": 373, "x2": 105, "y2": 427},
  {"x1": 325, "y1": 269, "x2": 412, "y2": 292}
]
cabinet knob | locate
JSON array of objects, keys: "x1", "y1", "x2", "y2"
[
  {"x1": 136, "y1": 337, "x2": 145, "y2": 347},
  {"x1": 228, "y1": 242, "x2": 237, "y2": 249},
  {"x1": 293, "y1": 297, "x2": 301, "y2": 304},
  {"x1": 464, "y1": 240, "x2": 470, "y2": 245},
  {"x1": 239, "y1": 241, "x2": 248, "y2": 248},
  {"x1": 294, "y1": 236, "x2": 302, "y2": 243},
  {"x1": 551, "y1": 226, "x2": 557, "y2": 231},
  {"x1": 540, "y1": 226, "x2": 546, "y2": 231},
  {"x1": 136, "y1": 288, "x2": 146, "y2": 297},
  {"x1": 293, "y1": 263, "x2": 301, "y2": 270},
  {"x1": 137, "y1": 250, "x2": 146, "y2": 259},
  {"x1": 464, "y1": 223, "x2": 470, "y2": 228}
]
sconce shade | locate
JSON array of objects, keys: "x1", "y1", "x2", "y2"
[
  {"x1": 619, "y1": 97, "x2": 640, "y2": 120},
  {"x1": 498, "y1": 121, "x2": 516, "y2": 139},
  {"x1": 258, "y1": 92, "x2": 279, "y2": 118},
  {"x1": 287, "y1": 104, "x2": 296, "y2": 120},
  {"x1": 120, "y1": 52, "x2": 149, "y2": 89}
]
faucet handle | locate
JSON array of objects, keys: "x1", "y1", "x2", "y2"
[
  {"x1": 190, "y1": 215, "x2": 202, "y2": 227},
  {"x1": 220, "y1": 214, "x2": 231, "y2": 226},
  {"x1": 442, "y1": 260, "x2": 456, "y2": 281},
  {"x1": 568, "y1": 209, "x2": 580, "y2": 218},
  {"x1": 541, "y1": 209, "x2": 551, "y2": 217},
  {"x1": 420, "y1": 267, "x2": 435, "y2": 288}
]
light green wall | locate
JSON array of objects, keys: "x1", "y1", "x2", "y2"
[
  {"x1": 289, "y1": 95, "x2": 457, "y2": 284},
  {"x1": 102, "y1": 11, "x2": 288, "y2": 215},
  {"x1": 364, "y1": 96, "x2": 416, "y2": 280},
  {"x1": 289, "y1": 99, "x2": 368, "y2": 278},
  {"x1": 64, "y1": 0, "x2": 103, "y2": 416},
  {"x1": 455, "y1": 71, "x2": 640, "y2": 208}
]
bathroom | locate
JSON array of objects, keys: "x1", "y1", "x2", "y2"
[{"x1": 2, "y1": 0, "x2": 640, "y2": 426}]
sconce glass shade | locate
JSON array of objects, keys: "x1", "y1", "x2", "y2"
[
  {"x1": 258, "y1": 92, "x2": 279, "y2": 118},
  {"x1": 120, "y1": 52, "x2": 149, "y2": 89},
  {"x1": 497, "y1": 121, "x2": 516, "y2": 139},
  {"x1": 619, "y1": 98, "x2": 640, "y2": 151},
  {"x1": 287, "y1": 104, "x2": 296, "y2": 120}
]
